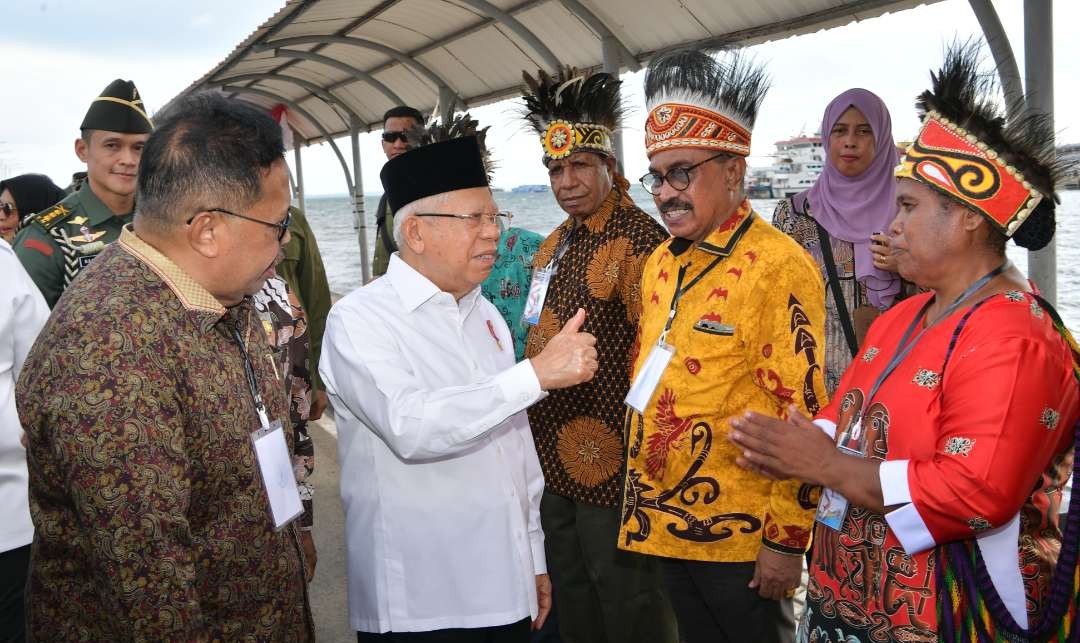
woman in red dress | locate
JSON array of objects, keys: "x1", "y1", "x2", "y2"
[{"x1": 731, "y1": 43, "x2": 1079, "y2": 642}]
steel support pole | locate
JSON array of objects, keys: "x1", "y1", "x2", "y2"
[
  {"x1": 1024, "y1": 0, "x2": 1055, "y2": 304},
  {"x1": 293, "y1": 130, "x2": 307, "y2": 213},
  {"x1": 968, "y1": 0, "x2": 1025, "y2": 119},
  {"x1": 439, "y1": 85, "x2": 455, "y2": 124},
  {"x1": 351, "y1": 117, "x2": 371, "y2": 283},
  {"x1": 601, "y1": 35, "x2": 625, "y2": 176}
]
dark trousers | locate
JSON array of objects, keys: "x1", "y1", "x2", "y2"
[
  {"x1": 357, "y1": 618, "x2": 531, "y2": 643},
  {"x1": 0, "y1": 544, "x2": 30, "y2": 643},
  {"x1": 540, "y1": 492, "x2": 677, "y2": 643},
  {"x1": 661, "y1": 558, "x2": 794, "y2": 643}
]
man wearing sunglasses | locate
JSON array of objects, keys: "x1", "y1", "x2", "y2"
[
  {"x1": 615, "y1": 50, "x2": 826, "y2": 643},
  {"x1": 372, "y1": 105, "x2": 424, "y2": 278},
  {"x1": 322, "y1": 125, "x2": 600, "y2": 642},
  {"x1": 13, "y1": 79, "x2": 153, "y2": 308}
]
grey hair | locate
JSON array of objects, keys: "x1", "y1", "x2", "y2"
[{"x1": 392, "y1": 192, "x2": 451, "y2": 249}]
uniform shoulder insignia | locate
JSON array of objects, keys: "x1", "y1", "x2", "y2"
[{"x1": 33, "y1": 203, "x2": 74, "y2": 231}]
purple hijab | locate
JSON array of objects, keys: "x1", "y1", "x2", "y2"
[{"x1": 795, "y1": 88, "x2": 900, "y2": 308}]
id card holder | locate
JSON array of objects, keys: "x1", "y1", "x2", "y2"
[
  {"x1": 625, "y1": 343, "x2": 675, "y2": 413},
  {"x1": 251, "y1": 419, "x2": 304, "y2": 530},
  {"x1": 815, "y1": 487, "x2": 850, "y2": 531},
  {"x1": 522, "y1": 267, "x2": 553, "y2": 326}
]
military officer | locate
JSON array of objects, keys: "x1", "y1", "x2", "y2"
[{"x1": 13, "y1": 79, "x2": 153, "y2": 308}]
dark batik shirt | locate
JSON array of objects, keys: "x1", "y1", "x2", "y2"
[
  {"x1": 524, "y1": 179, "x2": 667, "y2": 507},
  {"x1": 18, "y1": 227, "x2": 313, "y2": 641}
]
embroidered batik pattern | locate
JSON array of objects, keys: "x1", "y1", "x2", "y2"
[
  {"x1": 912, "y1": 369, "x2": 941, "y2": 389},
  {"x1": 943, "y1": 437, "x2": 975, "y2": 456},
  {"x1": 1040, "y1": 407, "x2": 1060, "y2": 430},
  {"x1": 525, "y1": 180, "x2": 667, "y2": 506},
  {"x1": 862, "y1": 346, "x2": 880, "y2": 363}
]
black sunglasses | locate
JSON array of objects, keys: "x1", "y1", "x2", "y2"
[
  {"x1": 0, "y1": 202, "x2": 16, "y2": 217},
  {"x1": 382, "y1": 131, "x2": 410, "y2": 144},
  {"x1": 187, "y1": 207, "x2": 292, "y2": 242}
]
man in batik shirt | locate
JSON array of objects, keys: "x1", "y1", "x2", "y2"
[
  {"x1": 17, "y1": 93, "x2": 312, "y2": 640},
  {"x1": 619, "y1": 49, "x2": 826, "y2": 643},
  {"x1": 519, "y1": 67, "x2": 676, "y2": 643}
]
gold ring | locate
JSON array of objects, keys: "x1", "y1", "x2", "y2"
[{"x1": 784, "y1": 588, "x2": 796, "y2": 598}]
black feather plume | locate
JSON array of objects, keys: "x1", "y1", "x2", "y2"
[
  {"x1": 520, "y1": 66, "x2": 624, "y2": 134},
  {"x1": 644, "y1": 48, "x2": 770, "y2": 131}
]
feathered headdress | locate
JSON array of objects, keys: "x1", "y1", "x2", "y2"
[
  {"x1": 380, "y1": 113, "x2": 493, "y2": 213},
  {"x1": 897, "y1": 41, "x2": 1063, "y2": 250},
  {"x1": 643, "y1": 48, "x2": 769, "y2": 158},
  {"x1": 520, "y1": 67, "x2": 623, "y2": 163}
]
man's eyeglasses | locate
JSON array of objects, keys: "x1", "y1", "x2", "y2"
[
  {"x1": 0, "y1": 202, "x2": 16, "y2": 217},
  {"x1": 639, "y1": 152, "x2": 733, "y2": 196},
  {"x1": 415, "y1": 211, "x2": 512, "y2": 229},
  {"x1": 187, "y1": 207, "x2": 292, "y2": 241},
  {"x1": 382, "y1": 131, "x2": 410, "y2": 144}
]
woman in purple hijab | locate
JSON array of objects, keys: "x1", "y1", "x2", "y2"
[{"x1": 772, "y1": 88, "x2": 906, "y2": 393}]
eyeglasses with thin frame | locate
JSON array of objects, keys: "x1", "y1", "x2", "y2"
[
  {"x1": 414, "y1": 211, "x2": 512, "y2": 230},
  {"x1": 0, "y1": 202, "x2": 16, "y2": 218},
  {"x1": 639, "y1": 152, "x2": 733, "y2": 196},
  {"x1": 186, "y1": 207, "x2": 292, "y2": 241},
  {"x1": 382, "y1": 131, "x2": 410, "y2": 144}
]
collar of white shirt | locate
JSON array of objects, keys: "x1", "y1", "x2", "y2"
[{"x1": 385, "y1": 252, "x2": 484, "y2": 317}]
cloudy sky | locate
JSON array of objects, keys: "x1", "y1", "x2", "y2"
[{"x1": 1, "y1": 0, "x2": 1076, "y2": 195}]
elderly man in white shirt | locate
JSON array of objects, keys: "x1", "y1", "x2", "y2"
[
  {"x1": 322, "y1": 133, "x2": 598, "y2": 642},
  {"x1": 0, "y1": 239, "x2": 50, "y2": 641}
]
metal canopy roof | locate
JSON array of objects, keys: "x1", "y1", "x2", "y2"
[{"x1": 175, "y1": 0, "x2": 943, "y2": 145}]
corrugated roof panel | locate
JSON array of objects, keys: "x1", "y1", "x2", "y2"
[{"x1": 173, "y1": 0, "x2": 947, "y2": 140}]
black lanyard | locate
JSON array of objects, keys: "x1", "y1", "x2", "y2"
[
  {"x1": 658, "y1": 255, "x2": 727, "y2": 345},
  {"x1": 231, "y1": 320, "x2": 270, "y2": 428},
  {"x1": 545, "y1": 224, "x2": 578, "y2": 273},
  {"x1": 857, "y1": 260, "x2": 1008, "y2": 421}
]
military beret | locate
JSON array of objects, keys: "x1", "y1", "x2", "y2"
[{"x1": 80, "y1": 79, "x2": 154, "y2": 134}]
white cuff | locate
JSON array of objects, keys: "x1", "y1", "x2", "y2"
[
  {"x1": 530, "y1": 532, "x2": 547, "y2": 575},
  {"x1": 813, "y1": 418, "x2": 837, "y2": 439},
  {"x1": 500, "y1": 360, "x2": 544, "y2": 409},
  {"x1": 884, "y1": 501, "x2": 936, "y2": 555},
  {"x1": 879, "y1": 459, "x2": 913, "y2": 506}
]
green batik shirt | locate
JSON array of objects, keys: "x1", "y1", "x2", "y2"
[{"x1": 13, "y1": 182, "x2": 132, "y2": 308}]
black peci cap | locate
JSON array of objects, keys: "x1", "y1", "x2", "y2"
[
  {"x1": 80, "y1": 79, "x2": 154, "y2": 134},
  {"x1": 379, "y1": 136, "x2": 489, "y2": 213}
]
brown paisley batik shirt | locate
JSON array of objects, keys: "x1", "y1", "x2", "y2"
[
  {"x1": 17, "y1": 227, "x2": 314, "y2": 641},
  {"x1": 524, "y1": 178, "x2": 668, "y2": 507}
]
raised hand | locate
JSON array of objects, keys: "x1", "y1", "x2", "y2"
[{"x1": 530, "y1": 308, "x2": 598, "y2": 390}]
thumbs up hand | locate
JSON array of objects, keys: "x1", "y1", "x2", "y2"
[{"x1": 530, "y1": 308, "x2": 599, "y2": 390}]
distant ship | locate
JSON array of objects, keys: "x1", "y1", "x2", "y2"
[
  {"x1": 746, "y1": 134, "x2": 824, "y2": 199},
  {"x1": 511, "y1": 184, "x2": 550, "y2": 193}
]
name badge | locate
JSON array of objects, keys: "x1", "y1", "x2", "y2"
[
  {"x1": 251, "y1": 420, "x2": 303, "y2": 530},
  {"x1": 625, "y1": 343, "x2": 675, "y2": 413},
  {"x1": 815, "y1": 487, "x2": 849, "y2": 531},
  {"x1": 522, "y1": 266, "x2": 553, "y2": 326}
]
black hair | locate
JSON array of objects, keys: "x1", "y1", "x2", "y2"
[
  {"x1": 135, "y1": 92, "x2": 284, "y2": 229},
  {"x1": 383, "y1": 106, "x2": 424, "y2": 128}
]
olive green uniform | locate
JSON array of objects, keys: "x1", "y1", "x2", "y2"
[
  {"x1": 277, "y1": 206, "x2": 332, "y2": 390},
  {"x1": 13, "y1": 183, "x2": 132, "y2": 308},
  {"x1": 372, "y1": 196, "x2": 395, "y2": 278}
]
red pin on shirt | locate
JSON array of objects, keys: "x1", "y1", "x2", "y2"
[{"x1": 486, "y1": 320, "x2": 504, "y2": 352}]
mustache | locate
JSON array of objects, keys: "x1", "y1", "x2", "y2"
[{"x1": 659, "y1": 199, "x2": 692, "y2": 214}]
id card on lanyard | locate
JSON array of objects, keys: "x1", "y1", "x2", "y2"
[
  {"x1": 523, "y1": 228, "x2": 575, "y2": 326},
  {"x1": 625, "y1": 252, "x2": 726, "y2": 413},
  {"x1": 233, "y1": 322, "x2": 303, "y2": 530},
  {"x1": 815, "y1": 261, "x2": 1009, "y2": 531}
]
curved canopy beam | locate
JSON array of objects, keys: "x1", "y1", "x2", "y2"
[
  {"x1": 556, "y1": 0, "x2": 639, "y2": 72},
  {"x1": 212, "y1": 72, "x2": 362, "y2": 126},
  {"x1": 257, "y1": 35, "x2": 464, "y2": 108},
  {"x1": 267, "y1": 49, "x2": 407, "y2": 108},
  {"x1": 454, "y1": 0, "x2": 561, "y2": 71},
  {"x1": 215, "y1": 84, "x2": 355, "y2": 193}
]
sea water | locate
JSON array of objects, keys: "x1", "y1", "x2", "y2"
[{"x1": 304, "y1": 186, "x2": 1079, "y2": 331}]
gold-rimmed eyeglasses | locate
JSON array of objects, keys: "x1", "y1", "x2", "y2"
[{"x1": 414, "y1": 211, "x2": 512, "y2": 229}]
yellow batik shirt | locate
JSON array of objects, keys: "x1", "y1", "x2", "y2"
[{"x1": 618, "y1": 201, "x2": 828, "y2": 563}]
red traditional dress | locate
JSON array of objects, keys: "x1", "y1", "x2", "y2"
[{"x1": 801, "y1": 289, "x2": 1078, "y2": 643}]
